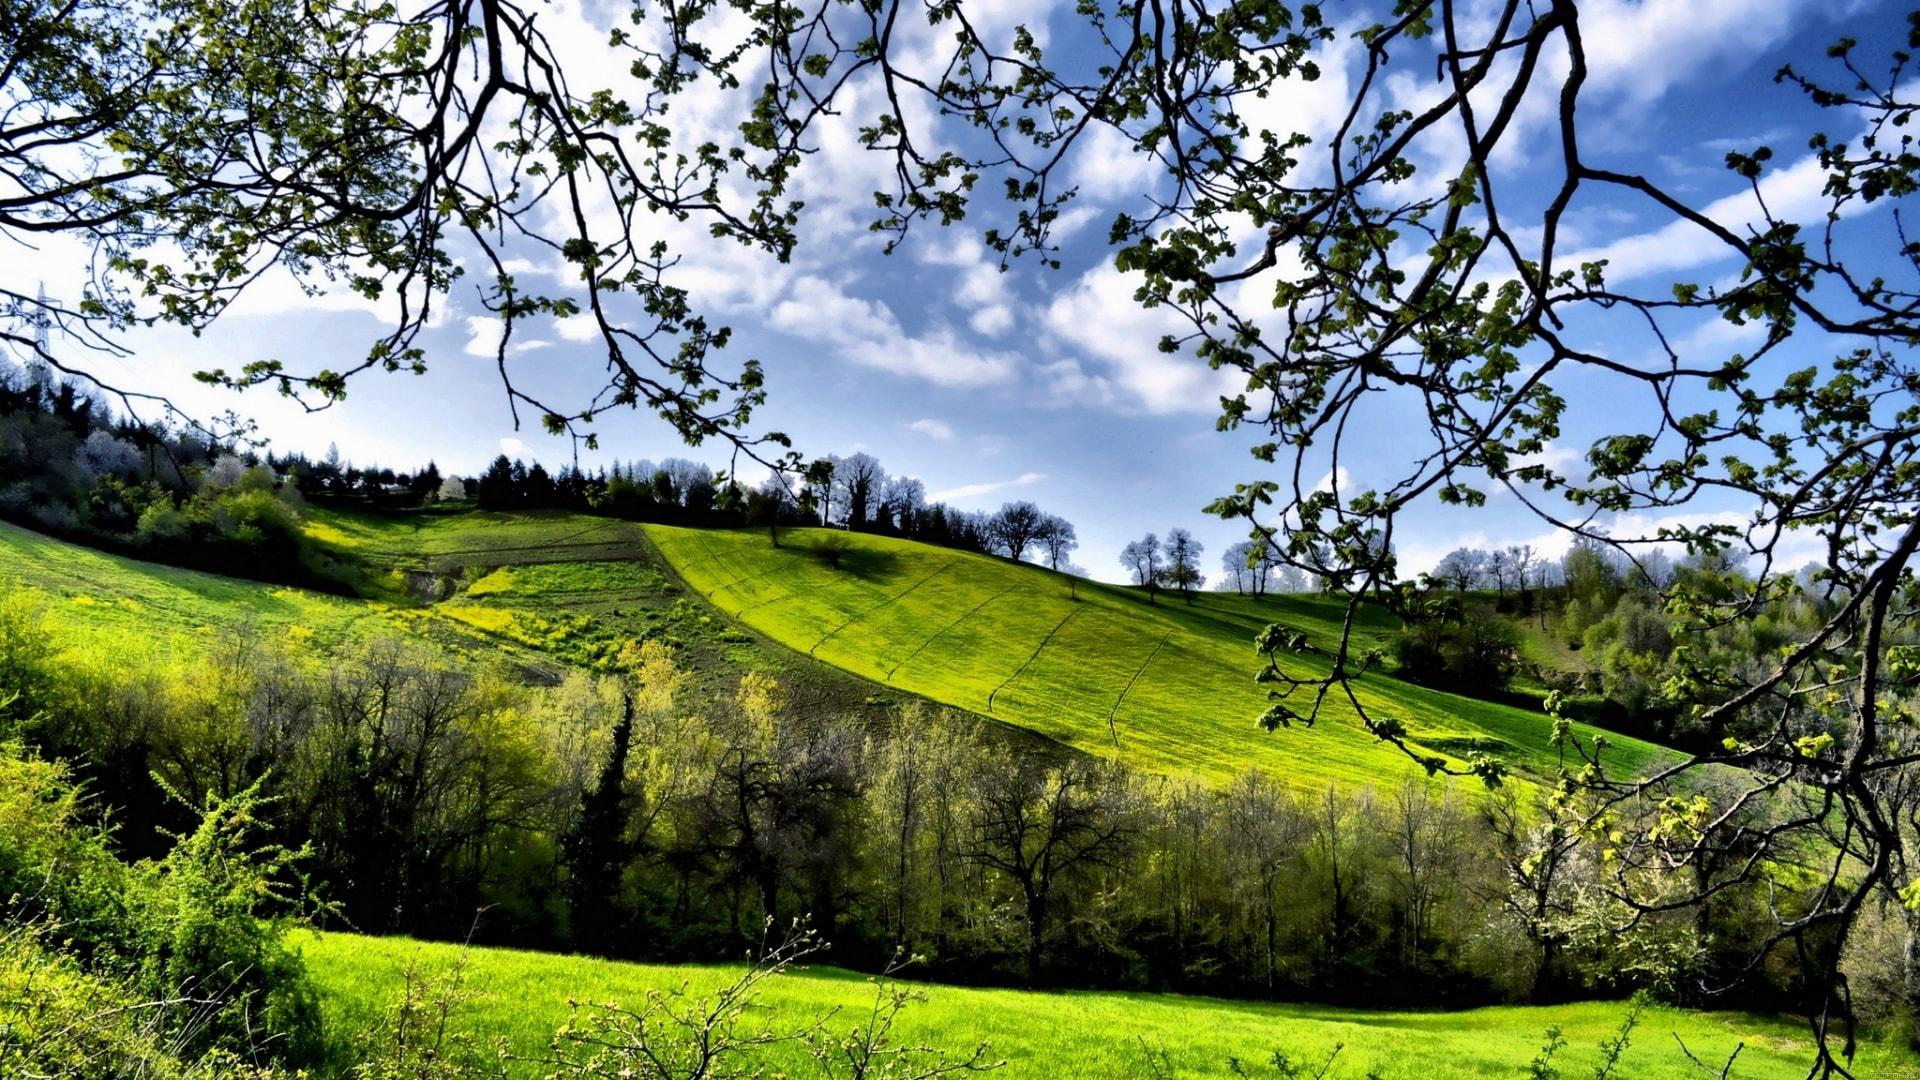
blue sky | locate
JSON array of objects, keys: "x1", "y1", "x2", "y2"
[{"x1": 3, "y1": 0, "x2": 1907, "y2": 582}]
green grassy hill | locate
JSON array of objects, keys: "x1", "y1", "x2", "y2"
[
  {"x1": 0, "y1": 510, "x2": 1667, "y2": 789},
  {"x1": 0, "y1": 514, "x2": 909, "y2": 732},
  {"x1": 301, "y1": 931, "x2": 1897, "y2": 1079},
  {"x1": 647, "y1": 526, "x2": 1668, "y2": 786}
]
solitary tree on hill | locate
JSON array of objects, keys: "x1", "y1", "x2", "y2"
[
  {"x1": 1036, "y1": 515, "x2": 1078, "y2": 570},
  {"x1": 1164, "y1": 529, "x2": 1204, "y2": 603},
  {"x1": 988, "y1": 501, "x2": 1047, "y2": 562},
  {"x1": 1120, "y1": 534, "x2": 1163, "y2": 604},
  {"x1": 833, "y1": 452, "x2": 886, "y2": 530}
]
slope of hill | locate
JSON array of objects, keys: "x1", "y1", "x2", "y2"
[
  {"x1": 301, "y1": 931, "x2": 1891, "y2": 1080},
  {"x1": 297, "y1": 508, "x2": 1045, "y2": 732},
  {"x1": 0, "y1": 513, "x2": 1018, "y2": 741},
  {"x1": 0, "y1": 510, "x2": 1667, "y2": 789},
  {"x1": 646, "y1": 525, "x2": 1669, "y2": 786}
]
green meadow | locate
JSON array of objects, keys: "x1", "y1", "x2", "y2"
[
  {"x1": 0, "y1": 518, "x2": 391, "y2": 659},
  {"x1": 645, "y1": 525, "x2": 1665, "y2": 787},
  {"x1": 299, "y1": 931, "x2": 1903, "y2": 1079}
]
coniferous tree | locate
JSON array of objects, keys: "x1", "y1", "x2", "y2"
[{"x1": 564, "y1": 694, "x2": 636, "y2": 952}]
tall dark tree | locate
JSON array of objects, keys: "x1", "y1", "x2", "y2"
[
  {"x1": 564, "y1": 695, "x2": 636, "y2": 952},
  {"x1": 967, "y1": 756, "x2": 1133, "y2": 984}
]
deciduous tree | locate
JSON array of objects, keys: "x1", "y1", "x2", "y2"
[{"x1": 1119, "y1": 534, "x2": 1163, "y2": 604}]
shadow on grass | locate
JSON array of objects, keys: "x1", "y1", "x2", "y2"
[{"x1": 805, "y1": 534, "x2": 902, "y2": 580}]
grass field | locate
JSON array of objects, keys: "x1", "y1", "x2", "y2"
[
  {"x1": 0, "y1": 519, "x2": 395, "y2": 659},
  {"x1": 645, "y1": 526, "x2": 1667, "y2": 787},
  {"x1": 0, "y1": 510, "x2": 1665, "y2": 788},
  {"x1": 299, "y1": 931, "x2": 1910, "y2": 1079},
  {"x1": 0, "y1": 513, "x2": 986, "y2": 737},
  {"x1": 0, "y1": 514, "x2": 673, "y2": 680}
]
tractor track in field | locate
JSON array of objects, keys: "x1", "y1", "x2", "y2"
[
  {"x1": 709, "y1": 562, "x2": 788, "y2": 600},
  {"x1": 882, "y1": 582, "x2": 1020, "y2": 682},
  {"x1": 414, "y1": 537, "x2": 649, "y2": 572},
  {"x1": 731, "y1": 585, "x2": 803, "y2": 617},
  {"x1": 1107, "y1": 631, "x2": 1173, "y2": 746},
  {"x1": 673, "y1": 535, "x2": 734, "y2": 577},
  {"x1": 809, "y1": 560, "x2": 959, "y2": 656},
  {"x1": 465, "y1": 587, "x2": 658, "y2": 604},
  {"x1": 986, "y1": 606, "x2": 1085, "y2": 714},
  {"x1": 401, "y1": 520, "x2": 627, "y2": 562}
]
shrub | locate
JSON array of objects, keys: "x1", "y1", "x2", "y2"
[
  {"x1": 0, "y1": 742, "x2": 323, "y2": 1067},
  {"x1": 123, "y1": 782, "x2": 325, "y2": 1064}
]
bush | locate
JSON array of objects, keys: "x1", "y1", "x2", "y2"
[
  {"x1": 0, "y1": 924, "x2": 296, "y2": 1079},
  {"x1": 0, "y1": 742, "x2": 323, "y2": 1067},
  {"x1": 123, "y1": 782, "x2": 324, "y2": 1064}
]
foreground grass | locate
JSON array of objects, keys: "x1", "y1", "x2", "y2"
[
  {"x1": 300, "y1": 931, "x2": 1909, "y2": 1079},
  {"x1": 647, "y1": 526, "x2": 1667, "y2": 787}
]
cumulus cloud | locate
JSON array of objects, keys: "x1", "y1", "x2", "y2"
[
  {"x1": 1575, "y1": 0, "x2": 1813, "y2": 105},
  {"x1": 1069, "y1": 125, "x2": 1162, "y2": 203},
  {"x1": 919, "y1": 236, "x2": 1023, "y2": 338},
  {"x1": 1043, "y1": 265, "x2": 1242, "y2": 414},
  {"x1": 969, "y1": 305, "x2": 1015, "y2": 336},
  {"x1": 499, "y1": 436, "x2": 532, "y2": 457},
  {"x1": 555, "y1": 314, "x2": 600, "y2": 342},
  {"x1": 770, "y1": 275, "x2": 1020, "y2": 388},
  {"x1": 908, "y1": 418, "x2": 954, "y2": 440},
  {"x1": 1560, "y1": 150, "x2": 1847, "y2": 284}
]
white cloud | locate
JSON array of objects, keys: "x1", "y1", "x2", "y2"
[
  {"x1": 464, "y1": 316, "x2": 551, "y2": 358},
  {"x1": 1575, "y1": 0, "x2": 1812, "y2": 105},
  {"x1": 499, "y1": 436, "x2": 531, "y2": 458},
  {"x1": 1313, "y1": 466, "x2": 1352, "y2": 496},
  {"x1": 929, "y1": 471, "x2": 1046, "y2": 504},
  {"x1": 555, "y1": 314, "x2": 600, "y2": 343},
  {"x1": 1511, "y1": 442, "x2": 1585, "y2": 479},
  {"x1": 969, "y1": 304, "x2": 1015, "y2": 336},
  {"x1": 464, "y1": 317, "x2": 501, "y2": 358},
  {"x1": 1043, "y1": 265, "x2": 1242, "y2": 414},
  {"x1": 908, "y1": 418, "x2": 954, "y2": 440},
  {"x1": 1047, "y1": 204, "x2": 1106, "y2": 243},
  {"x1": 1069, "y1": 125, "x2": 1161, "y2": 202},
  {"x1": 1560, "y1": 150, "x2": 1843, "y2": 284},
  {"x1": 919, "y1": 236, "x2": 1021, "y2": 338},
  {"x1": 769, "y1": 275, "x2": 1020, "y2": 388}
]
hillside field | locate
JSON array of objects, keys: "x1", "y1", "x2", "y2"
[
  {"x1": 646, "y1": 525, "x2": 1667, "y2": 786},
  {"x1": 0, "y1": 514, "x2": 924, "y2": 731},
  {"x1": 0, "y1": 511, "x2": 1668, "y2": 789},
  {"x1": 299, "y1": 931, "x2": 1907, "y2": 1079}
]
